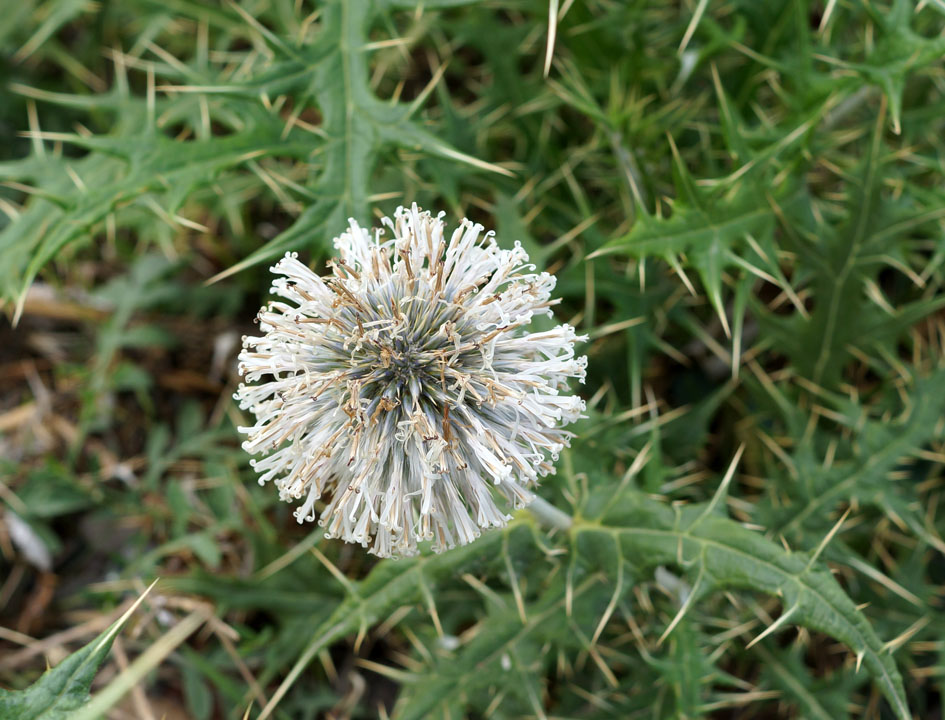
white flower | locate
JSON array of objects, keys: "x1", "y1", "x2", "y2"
[{"x1": 235, "y1": 205, "x2": 587, "y2": 557}]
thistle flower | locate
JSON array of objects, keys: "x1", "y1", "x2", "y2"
[{"x1": 235, "y1": 205, "x2": 587, "y2": 557}]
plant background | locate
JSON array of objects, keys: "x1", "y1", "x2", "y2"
[{"x1": 1, "y1": 0, "x2": 945, "y2": 718}]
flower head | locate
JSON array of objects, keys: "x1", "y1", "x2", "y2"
[{"x1": 236, "y1": 205, "x2": 587, "y2": 557}]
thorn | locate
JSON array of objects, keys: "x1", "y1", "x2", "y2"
[
  {"x1": 26, "y1": 100, "x2": 44, "y2": 158},
  {"x1": 12, "y1": 290, "x2": 27, "y2": 328},
  {"x1": 65, "y1": 165, "x2": 87, "y2": 193},
  {"x1": 420, "y1": 580, "x2": 445, "y2": 638},
  {"x1": 147, "y1": 64, "x2": 155, "y2": 129},
  {"x1": 354, "y1": 619, "x2": 367, "y2": 654},
  {"x1": 226, "y1": 0, "x2": 292, "y2": 57},
  {"x1": 746, "y1": 604, "x2": 797, "y2": 649},
  {"x1": 543, "y1": 0, "x2": 560, "y2": 77},
  {"x1": 406, "y1": 62, "x2": 449, "y2": 119},
  {"x1": 805, "y1": 506, "x2": 851, "y2": 572},
  {"x1": 565, "y1": 572, "x2": 574, "y2": 618},
  {"x1": 667, "y1": 254, "x2": 696, "y2": 295},
  {"x1": 658, "y1": 569, "x2": 703, "y2": 645},
  {"x1": 678, "y1": 0, "x2": 710, "y2": 56},
  {"x1": 310, "y1": 547, "x2": 357, "y2": 595},
  {"x1": 819, "y1": 0, "x2": 839, "y2": 32},
  {"x1": 882, "y1": 615, "x2": 931, "y2": 654},
  {"x1": 206, "y1": 253, "x2": 270, "y2": 285},
  {"x1": 695, "y1": 444, "x2": 745, "y2": 524},
  {"x1": 0, "y1": 197, "x2": 21, "y2": 222},
  {"x1": 429, "y1": 141, "x2": 515, "y2": 177},
  {"x1": 592, "y1": 560, "x2": 623, "y2": 645},
  {"x1": 715, "y1": 294, "x2": 732, "y2": 339},
  {"x1": 504, "y1": 539, "x2": 527, "y2": 625},
  {"x1": 93, "y1": 578, "x2": 160, "y2": 654}
]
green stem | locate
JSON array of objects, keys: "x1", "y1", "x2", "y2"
[{"x1": 527, "y1": 496, "x2": 573, "y2": 531}]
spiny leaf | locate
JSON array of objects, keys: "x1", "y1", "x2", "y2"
[
  {"x1": 394, "y1": 579, "x2": 585, "y2": 720},
  {"x1": 257, "y1": 528, "x2": 510, "y2": 720},
  {"x1": 0, "y1": 582, "x2": 154, "y2": 719},
  {"x1": 839, "y1": 1, "x2": 945, "y2": 134},
  {"x1": 572, "y1": 487, "x2": 911, "y2": 719},
  {"x1": 776, "y1": 368, "x2": 945, "y2": 543},
  {"x1": 0, "y1": 112, "x2": 310, "y2": 310},
  {"x1": 785, "y1": 100, "x2": 886, "y2": 387},
  {"x1": 590, "y1": 146, "x2": 806, "y2": 335},
  {"x1": 216, "y1": 0, "x2": 511, "y2": 282},
  {"x1": 753, "y1": 643, "x2": 857, "y2": 720},
  {"x1": 592, "y1": 179, "x2": 804, "y2": 263}
]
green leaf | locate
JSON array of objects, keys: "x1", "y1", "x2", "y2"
[
  {"x1": 792, "y1": 102, "x2": 885, "y2": 386},
  {"x1": 0, "y1": 584, "x2": 154, "y2": 719},
  {"x1": 256, "y1": 528, "x2": 509, "y2": 720},
  {"x1": 590, "y1": 141, "x2": 806, "y2": 334},
  {"x1": 776, "y1": 368, "x2": 945, "y2": 544},
  {"x1": 754, "y1": 643, "x2": 857, "y2": 720},
  {"x1": 840, "y1": 0, "x2": 945, "y2": 135},
  {"x1": 14, "y1": 465, "x2": 95, "y2": 518},
  {"x1": 594, "y1": 183, "x2": 803, "y2": 262},
  {"x1": 395, "y1": 580, "x2": 579, "y2": 720},
  {"x1": 182, "y1": 670, "x2": 213, "y2": 720},
  {"x1": 572, "y1": 485, "x2": 911, "y2": 720},
  {"x1": 0, "y1": 118, "x2": 308, "y2": 309},
  {"x1": 218, "y1": 0, "x2": 511, "y2": 281}
]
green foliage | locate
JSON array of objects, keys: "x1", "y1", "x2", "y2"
[
  {"x1": 3, "y1": 1, "x2": 945, "y2": 719},
  {"x1": 0, "y1": 597, "x2": 143, "y2": 719},
  {"x1": 574, "y1": 487, "x2": 908, "y2": 717},
  {"x1": 389, "y1": 464, "x2": 913, "y2": 719}
]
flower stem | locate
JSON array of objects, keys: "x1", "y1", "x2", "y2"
[{"x1": 527, "y1": 496, "x2": 573, "y2": 531}]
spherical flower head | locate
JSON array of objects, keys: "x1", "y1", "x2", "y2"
[{"x1": 235, "y1": 204, "x2": 587, "y2": 558}]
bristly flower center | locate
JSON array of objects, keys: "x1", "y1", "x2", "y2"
[{"x1": 236, "y1": 205, "x2": 587, "y2": 557}]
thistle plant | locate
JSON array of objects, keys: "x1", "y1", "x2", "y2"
[
  {"x1": 235, "y1": 205, "x2": 586, "y2": 557},
  {"x1": 5, "y1": 2, "x2": 945, "y2": 719}
]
